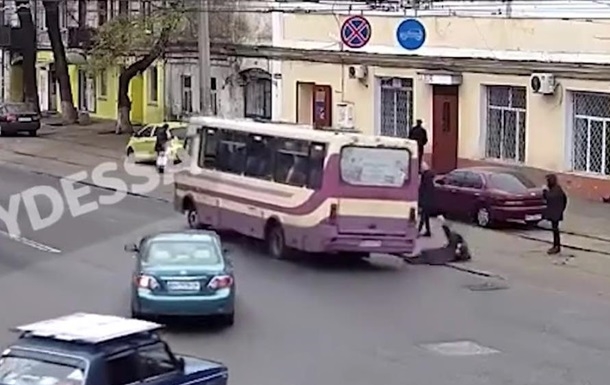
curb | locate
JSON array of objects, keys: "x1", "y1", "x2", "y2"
[
  {"x1": 536, "y1": 223, "x2": 610, "y2": 243},
  {"x1": 399, "y1": 253, "x2": 504, "y2": 279},
  {"x1": 28, "y1": 169, "x2": 172, "y2": 204},
  {"x1": 443, "y1": 262, "x2": 505, "y2": 279},
  {"x1": 517, "y1": 233, "x2": 610, "y2": 256},
  {"x1": 0, "y1": 158, "x2": 173, "y2": 204}
]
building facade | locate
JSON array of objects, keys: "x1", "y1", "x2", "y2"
[
  {"x1": 164, "y1": 1, "x2": 274, "y2": 121},
  {"x1": 3, "y1": 0, "x2": 274, "y2": 125},
  {"x1": 272, "y1": 0, "x2": 610, "y2": 199}
]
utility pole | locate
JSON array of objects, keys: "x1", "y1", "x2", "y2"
[{"x1": 198, "y1": 0, "x2": 212, "y2": 115}]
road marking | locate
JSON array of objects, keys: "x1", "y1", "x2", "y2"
[
  {"x1": 421, "y1": 341, "x2": 500, "y2": 356},
  {"x1": 0, "y1": 230, "x2": 61, "y2": 253}
]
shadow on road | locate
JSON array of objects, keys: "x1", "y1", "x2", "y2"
[{"x1": 218, "y1": 231, "x2": 404, "y2": 273}]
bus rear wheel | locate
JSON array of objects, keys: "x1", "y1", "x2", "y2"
[
  {"x1": 266, "y1": 223, "x2": 288, "y2": 259},
  {"x1": 186, "y1": 207, "x2": 201, "y2": 229}
]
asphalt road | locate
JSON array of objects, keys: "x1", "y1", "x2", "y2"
[{"x1": 1, "y1": 163, "x2": 610, "y2": 385}]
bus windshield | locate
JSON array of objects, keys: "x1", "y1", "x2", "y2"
[{"x1": 340, "y1": 146, "x2": 410, "y2": 187}]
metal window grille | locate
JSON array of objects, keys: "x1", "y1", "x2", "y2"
[
  {"x1": 485, "y1": 86, "x2": 527, "y2": 162},
  {"x1": 379, "y1": 77, "x2": 413, "y2": 138},
  {"x1": 572, "y1": 92, "x2": 610, "y2": 175}
]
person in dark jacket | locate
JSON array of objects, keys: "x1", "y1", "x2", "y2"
[
  {"x1": 408, "y1": 119, "x2": 428, "y2": 171},
  {"x1": 543, "y1": 173, "x2": 568, "y2": 255},
  {"x1": 418, "y1": 167, "x2": 435, "y2": 237},
  {"x1": 154, "y1": 124, "x2": 170, "y2": 153},
  {"x1": 410, "y1": 216, "x2": 471, "y2": 265}
]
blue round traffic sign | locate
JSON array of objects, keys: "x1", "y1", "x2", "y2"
[
  {"x1": 396, "y1": 19, "x2": 426, "y2": 50},
  {"x1": 341, "y1": 16, "x2": 371, "y2": 49}
]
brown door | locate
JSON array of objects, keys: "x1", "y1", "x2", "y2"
[
  {"x1": 432, "y1": 85, "x2": 459, "y2": 173},
  {"x1": 312, "y1": 85, "x2": 332, "y2": 128}
]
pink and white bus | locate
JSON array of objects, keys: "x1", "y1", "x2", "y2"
[{"x1": 174, "y1": 117, "x2": 419, "y2": 259}]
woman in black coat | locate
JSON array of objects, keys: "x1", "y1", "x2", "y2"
[
  {"x1": 543, "y1": 174, "x2": 568, "y2": 254},
  {"x1": 418, "y1": 168, "x2": 435, "y2": 237}
]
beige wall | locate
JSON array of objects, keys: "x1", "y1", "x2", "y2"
[
  {"x1": 280, "y1": 60, "x2": 610, "y2": 173},
  {"x1": 282, "y1": 13, "x2": 610, "y2": 55}
]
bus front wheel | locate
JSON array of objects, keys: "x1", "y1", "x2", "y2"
[{"x1": 266, "y1": 223, "x2": 287, "y2": 259}]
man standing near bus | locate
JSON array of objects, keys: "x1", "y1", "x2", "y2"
[{"x1": 408, "y1": 119, "x2": 428, "y2": 171}]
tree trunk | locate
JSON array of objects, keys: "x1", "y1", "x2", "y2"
[
  {"x1": 115, "y1": 29, "x2": 171, "y2": 134},
  {"x1": 43, "y1": 1, "x2": 77, "y2": 124},
  {"x1": 16, "y1": 0, "x2": 39, "y2": 112}
]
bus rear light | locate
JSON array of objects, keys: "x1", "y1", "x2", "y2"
[
  {"x1": 329, "y1": 203, "x2": 338, "y2": 224},
  {"x1": 408, "y1": 208, "x2": 416, "y2": 223}
]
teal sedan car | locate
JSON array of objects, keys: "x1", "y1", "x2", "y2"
[{"x1": 126, "y1": 230, "x2": 235, "y2": 326}]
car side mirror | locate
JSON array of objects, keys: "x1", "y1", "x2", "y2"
[
  {"x1": 124, "y1": 243, "x2": 138, "y2": 252},
  {"x1": 178, "y1": 357, "x2": 185, "y2": 371},
  {"x1": 436, "y1": 178, "x2": 445, "y2": 185}
]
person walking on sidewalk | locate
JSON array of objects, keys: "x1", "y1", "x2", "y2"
[
  {"x1": 408, "y1": 119, "x2": 428, "y2": 171},
  {"x1": 154, "y1": 124, "x2": 170, "y2": 154},
  {"x1": 418, "y1": 166, "x2": 435, "y2": 237},
  {"x1": 543, "y1": 173, "x2": 568, "y2": 255}
]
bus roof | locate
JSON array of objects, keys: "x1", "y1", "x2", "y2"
[
  {"x1": 188, "y1": 116, "x2": 415, "y2": 148},
  {"x1": 13, "y1": 313, "x2": 163, "y2": 344}
]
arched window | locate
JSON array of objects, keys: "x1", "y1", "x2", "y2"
[{"x1": 241, "y1": 69, "x2": 272, "y2": 120}]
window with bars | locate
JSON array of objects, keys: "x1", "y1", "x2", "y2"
[
  {"x1": 571, "y1": 92, "x2": 610, "y2": 175},
  {"x1": 378, "y1": 77, "x2": 413, "y2": 138},
  {"x1": 485, "y1": 85, "x2": 527, "y2": 162}
]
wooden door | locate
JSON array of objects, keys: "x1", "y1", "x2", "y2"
[
  {"x1": 432, "y1": 85, "x2": 459, "y2": 173},
  {"x1": 313, "y1": 85, "x2": 332, "y2": 128}
]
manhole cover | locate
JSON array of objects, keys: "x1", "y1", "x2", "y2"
[{"x1": 464, "y1": 281, "x2": 508, "y2": 291}]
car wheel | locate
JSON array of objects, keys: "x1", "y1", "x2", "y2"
[
  {"x1": 187, "y1": 207, "x2": 201, "y2": 229},
  {"x1": 525, "y1": 220, "x2": 540, "y2": 229},
  {"x1": 28, "y1": 130, "x2": 37, "y2": 137},
  {"x1": 475, "y1": 206, "x2": 492, "y2": 227},
  {"x1": 266, "y1": 223, "x2": 288, "y2": 259},
  {"x1": 126, "y1": 147, "x2": 134, "y2": 157}
]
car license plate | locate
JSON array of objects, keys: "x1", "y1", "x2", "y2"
[
  {"x1": 525, "y1": 214, "x2": 542, "y2": 221},
  {"x1": 167, "y1": 281, "x2": 200, "y2": 291},
  {"x1": 18, "y1": 117, "x2": 31, "y2": 122},
  {"x1": 359, "y1": 240, "x2": 382, "y2": 247}
]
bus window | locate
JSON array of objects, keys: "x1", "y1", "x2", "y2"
[
  {"x1": 274, "y1": 139, "x2": 309, "y2": 187},
  {"x1": 244, "y1": 134, "x2": 273, "y2": 179},
  {"x1": 307, "y1": 143, "x2": 326, "y2": 189},
  {"x1": 198, "y1": 127, "x2": 219, "y2": 169},
  {"x1": 217, "y1": 131, "x2": 248, "y2": 174}
]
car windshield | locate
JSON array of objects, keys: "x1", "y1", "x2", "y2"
[
  {"x1": 488, "y1": 172, "x2": 536, "y2": 194},
  {"x1": 144, "y1": 240, "x2": 221, "y2": 266},
  {"x1": 4, "y1": 104, "x2": 35, "y2": 114},
  {"x1": 170, "y1": 127, "x2": 187, "y2": 140},
  {"x1": 0, "y1": 356, "x2": 85, "y2": 385},
  {"x1": 340, "y1": 146, "x2": 410, "y2": 187}
]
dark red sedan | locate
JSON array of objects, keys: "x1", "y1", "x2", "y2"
[{"x1": 432, "y1": 167, "x2": 546, "y2": 227}]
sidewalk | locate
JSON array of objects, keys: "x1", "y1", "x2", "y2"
[
  {"x1": 1, "y1": 121, "x2": 610, "y2": 248},
  {"x1": 0, "y1": 120, "x2": 173, "y2": 202}
]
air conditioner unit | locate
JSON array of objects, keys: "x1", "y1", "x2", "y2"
[
  {"x1": 348, "y1": 65, "x2": 368, "y2": 80},
  {"x1": 530, "y1": 73, "x2": 556, "y2": 95}
]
